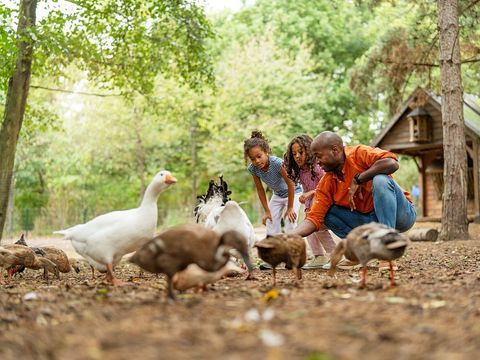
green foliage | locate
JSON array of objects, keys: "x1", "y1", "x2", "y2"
[
  {"x1": 395, "y1": 156, "x2": 419, "y2": 193},
  {"x1": 14, "y1": 137, "x2": 49, "y2": 231},
  {"x1": 350, "y1": 0, "x2": 480, "y2": 116},
  {"x1": 1, "y1": 0, "x2": 215, "y2": 94},
  {"x1": 0, "y1": 3, "x2": 15, "y2": 95}
]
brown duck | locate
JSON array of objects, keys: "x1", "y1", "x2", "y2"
[
  {"x1": 2, "y1": 245, "x2": 59, "y2": 283},
  {"x1": 40, "y1": 247, "x2": 81, "y2": 278},
  {"x1": 130, "y1": 223, "x2": 254, "y2": 300},
  {"x1": 328, "y1": 222, "x2": 410, "y2": 287},
  {"x1": 254, "y1": 234, "x2": 306, "y2": 286}
]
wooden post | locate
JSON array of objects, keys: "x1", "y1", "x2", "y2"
[{"x1": 419, "y1": 156, "x2": 426, "y2": 218}]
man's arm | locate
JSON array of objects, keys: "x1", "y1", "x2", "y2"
[
  {"x1": 355, "y1": 158, "x2": 399, "y2": 184},
  {"x1": 289, "y1": 219, "x2": 317, "y2": 237}
]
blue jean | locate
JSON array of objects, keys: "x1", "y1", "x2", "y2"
[{"x1": 324, "y1": 175, "x2": 416, "y2": 239}]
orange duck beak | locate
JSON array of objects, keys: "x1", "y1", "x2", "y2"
[{"x1": 165, "y1": 174, "x2": 177, "y2": 184}]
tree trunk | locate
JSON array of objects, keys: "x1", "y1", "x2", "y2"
[
  {"x1": 438, "y1": 0, "x2": 469, "y2": 240},
  {"x1": 0, "y1": 0, "x2": 37, "y2": 242},
  {"x1": 4, "y1": 172, "x2": 16, "y2": 236}
]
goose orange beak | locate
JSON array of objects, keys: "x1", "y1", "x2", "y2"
[{"x1": 165, "y1": 174, "x2": 177, "y2": 184}]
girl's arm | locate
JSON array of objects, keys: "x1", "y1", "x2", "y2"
[
  {"x1": 252, "y1": 175, "x2": 272, "y2": 225},
  {"x1": 299, "y1": 190, "x2": 315, "y2": 204},
  {"x1": 280, "y1": 166, "x2": 297, "y2": 223}
]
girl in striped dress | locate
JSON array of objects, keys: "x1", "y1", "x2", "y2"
[
  {"x1": 284, "y1": 134, "x2": 336, "y2": 269},
  {"x1": 244, "y1": 130, "x2": 302, "y2": 236}
]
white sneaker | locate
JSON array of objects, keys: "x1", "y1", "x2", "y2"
[
  {"x1": 321, "y1": 262, "x2": 332, "y2": 270},
  {"x1": 322, "y1": 256, "x2": 352, "y2": 270},
  {"x1": 322, "y1": 257, "x2": 378, "y2": 270},
  {"x1": 302, "y1": 256, "x2": 329, "y2": 270}
]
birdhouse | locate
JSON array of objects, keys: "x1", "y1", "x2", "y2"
[{"x1": 407, "y1": 107, "x2": 431, "y2": 143}]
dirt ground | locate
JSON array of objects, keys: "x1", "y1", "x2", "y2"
[{"x1": 1, "y1": 224, "x2": 479, "y2": 360}]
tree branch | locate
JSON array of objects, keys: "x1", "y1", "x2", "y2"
[
  {"x1": 30, "y1": 85, "x2": 122, "y2": 97},
  {"x1": 375, "y1": 57, "x2": 480, "y2": 67}
]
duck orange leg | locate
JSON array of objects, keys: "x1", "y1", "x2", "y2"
[
  {"x1": 292, "y1": 266, "x2": 302, "y2": 287},
  {"x1": 106, "y1": 263, "x2": 128, "y2": 286},
  {"x1": 360, "y1": 266, "x2": 368, "y2": 288},
  {"x1": 389, "y1": 261, "x2": 396, "y2": 287}
]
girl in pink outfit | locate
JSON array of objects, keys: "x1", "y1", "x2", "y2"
[{"x1": 284, "y1": 134, "x2": 336, "y2": 269}]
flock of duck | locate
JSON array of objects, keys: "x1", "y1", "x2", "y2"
[{"x1": 0, "y1": 170, "x2": 410, "y2": 300}]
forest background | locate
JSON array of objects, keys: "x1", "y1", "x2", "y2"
[{"x1": 1, "y1": 0, "x2": 479, "y2": 236}]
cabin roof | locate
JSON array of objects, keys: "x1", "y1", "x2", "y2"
[{"x1": 371, "y1": 87, "x2": 480, "y2": 147}]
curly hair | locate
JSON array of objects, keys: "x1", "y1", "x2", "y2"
[
  {"x1": 283, "y1": 134, "x2": 317, "y2": 183},
  {"x1": 243, "y1": 130, "x2": 271, "y2": 165}
]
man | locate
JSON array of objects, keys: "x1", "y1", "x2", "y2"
[{"x1": 291, "y1": 131, "x2": 416, "y2": 269}]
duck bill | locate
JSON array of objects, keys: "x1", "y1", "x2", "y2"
[{"x1": 165, "y1": 174, "x2": 177, "y2": 184}]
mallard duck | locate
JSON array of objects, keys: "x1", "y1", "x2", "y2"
[
  {"x1": 40, "y1": 247, "x2": 81, "y2": 277},
  {"x1": 2, "y1": 245, "x2": 59, "y2": 284},
  {"x1": 328, "y1": 222, "x2": 410, "y2": 287},
  {"x1": 54, "y1": 170, "x2": 176, "y2": 286},
  {"x1": 130, "y1": 224, "x2": 253, "y2": 300},
  {"x1": 254, "y1": 234, "x2": 306, "y2": 286},
  {"x1": 172, "y1": 260, "x2": 243, "y2": 291}
]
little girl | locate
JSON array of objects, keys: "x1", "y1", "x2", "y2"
[
  {"x1": 244, "y1": 130, "x2": 302, "y2": 236},
  {"x1": 284, "y1": 134, "x2": 336, "y2": 269}
]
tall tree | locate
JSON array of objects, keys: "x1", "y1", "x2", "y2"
[
  {"x1": 438, "y1": 0, "x2": 469, "y2": 239},
  {"x1": 0, "y1": 0, "x2": 213, "y2": 240},
  {"x1": 0, "y1": 0, "x2": 37, "y2": 241}
]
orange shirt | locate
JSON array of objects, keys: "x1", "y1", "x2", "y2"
[{"x1": 306, "y1": 145, "x2": 413, "y2": 230}]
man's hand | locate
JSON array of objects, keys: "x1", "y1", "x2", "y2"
[{"x1": 348, "y1": 181, "x2": 363, "y2": 211}]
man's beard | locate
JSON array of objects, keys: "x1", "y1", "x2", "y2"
[{"x1": 320, "y1": 163, "x2": 337, "y2": 172}]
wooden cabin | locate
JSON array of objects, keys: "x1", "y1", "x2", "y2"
[{"x1": 371, "y1": 87, "x2": 480, "y2": 221}]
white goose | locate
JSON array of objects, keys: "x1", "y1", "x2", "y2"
[
  {"x1": 205, "y1": 200, "x2": 257, "y2": 249},
  {"x1": 54, "y1": 170, "x2": 176, "y2": 285}
]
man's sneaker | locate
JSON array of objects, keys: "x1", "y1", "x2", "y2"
[
  {"x1": 259, "y1": 262, "x2": 273, "y2": 270},
  {"x1": 302, "y1": 256, "x2": 329, "y2": 270}
]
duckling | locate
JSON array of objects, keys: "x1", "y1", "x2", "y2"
[
  {"x1": 328, "y1": 222, "x2": 410, "y2": 287},
  {"x1": 172, "y1": 260, "x2": 243, "y2": 292},
  {"x1": 130, "y1": 224, "x2": 254, "y2": 300},
  {"x1": 2, "y1": 245, "x2": 59, "y2": 284},
  {"x1": 254, "y1": 234, "x2": 306, "y2": 286},
  {"x1": 39, "y1": 247, "x2": 81, "y2": 277}
]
